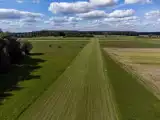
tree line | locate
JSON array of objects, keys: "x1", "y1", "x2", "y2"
[
  {"x1": 10, "y1": 30, "x2": 141, "y2": 38},
  {"x1": 4, "y1": 30, "x2": 160, "y2": 38},
  {"x1": 0, "y1": 32, "x2": 32, "y2": 73}
]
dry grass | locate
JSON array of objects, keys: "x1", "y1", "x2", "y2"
[{"x1": 104, "y1": 48, "x2": 160, "y2": 99}]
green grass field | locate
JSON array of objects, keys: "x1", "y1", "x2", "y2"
[
  {"x1": 1, "y1": 36, "x2": 160, "y2": 120},
  {"x1": 0, "y1": 39, "x2": 88, "y2": 120},
  {"x1": 12, "y1": 39, "x2": 118, "y2": 120},
  {"x1": 22, "y1": 37, "x2": 90, "y2": 41}
]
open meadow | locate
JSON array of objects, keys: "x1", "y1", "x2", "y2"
[
  {"x1": 1, "y1": 36, "x2": 160, "y2": 120},
  {"x1": 21, "y1": 37, "x2": 90, "y2": 41},
  {"x1": 0, "y1": 37, "x2": 89, "y2": 120}
]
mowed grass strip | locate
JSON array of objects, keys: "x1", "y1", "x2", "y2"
[
  {"x1": 75, "y1": 39, "x2": 119, "y2": 120},
  {"x1": 0, "y1": 41, "x2": 87, "y2": 120},
  {"x1": 103, "y1": 50, "x2": 160, "y2": 120}
]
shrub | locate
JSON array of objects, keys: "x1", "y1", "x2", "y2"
[
  {"x1": 58, "y1": 45, "x2": 62, "y2": 48},
  {"x1": 49, "y1": 44, "x2": 52, "y2": 48},
  {"x1": 21, "y1": 41, "x2": 33, "y2": 55},
  {"x1": 0, "y1": 36, "x2": 33, "y2": 73}
]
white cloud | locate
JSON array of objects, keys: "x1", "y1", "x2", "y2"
[
  {"x1": 0, "y1": 9, "x2": 44, "y2": 32},
  {"x1": 89, "y1": 0, "x2": 117, "y2": 7},
  {"x1": 125, "y1": 0, "x2": 152, "y2": 4},
  {"x1": 77, "y1": 10, "x2": 108, "y2": 19},
  {"x1": 20, "y1": 17, "x2": 42, "y2": 23},
  {"x1": 0, "y1": 18, "x2": 45, "y2": 32},
  {"x1": 76, "y1": 9, "x2": 135, "y2": 20},
  {"x1": 16, "y1": 0, "x2": 23, "y2": 3},
  {"x1": 145, "y1": 10, "x2": 160, "y2": 19},
  {"x1": 45, "y1": 16, "x2": 82, "y2": 26},
  {"x1": 108, "y1": 9, "x2": 135, "y2": 18},
  {"x1": 48, "y1": 2, "x2": 93, "y2": 14},
  {"x1": 145, "y1": 10, "x2": 160, "y2": 26},
  {"x1": 103, "y1": 16, "x2": 138, "y2": 22},
  {"x1": 79, "y1": 15, "x2": 139, "y2": 31},
  {"x1": 49, "y1": 16, "x2": 69, "y2": 23},
  {"x1": 50, "y1": 16, "x2": 82, "y2": 23},
  {"x1": 68, "y1": 17, "x2": 82, "y2": 22},
  {"x1": 0, "y1": 9, "x2": 43, "y2": 19},
  {"x1": 48, "y1": 1, "x2": 119, "y2": 15}
]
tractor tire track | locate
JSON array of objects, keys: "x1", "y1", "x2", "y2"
[{"x1": 75, "y1": 39, "x2": 119, "y2": 120}]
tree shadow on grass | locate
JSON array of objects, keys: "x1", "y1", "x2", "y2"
[
  {"x1": 0, "y1": 93, "x2": 12, "y2": 105},
  {"x1": 30, "y1": 53, "x2": 44, "y2": 56},
  {"x1": 0, "y1": 53, "x2": 46, "y2": 104}
]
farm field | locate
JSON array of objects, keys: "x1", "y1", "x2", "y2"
[
  {"x1": 102, "y1": 51, "x2": 160, "y2": 120},
  {"x1": 0, "y1": 39, "x2": 88, "y2": 120},
  {"x1": 1, "y1": 36, "x2": 160, "y2": 120},
  {"x1": 104, "y1": 48, "x2": 160, "y2": 99},
  {"x1": 99, "y1": 35, "x2": 137, "y2": 41},
  {"x1": 22, "y1": 37, "x2": 91, "y2": 41},
  {"x1": 100, "y1": 39, "x2": 160, "y2": 48},
  {"x1": 3, "y1": 0, "x2": 160, "y2": 119},
  {"x1": 18, "y1": 39, "x2": 119, "y2": 120},
  {"x1": 101, "y1": 38, "x2": 160, "y2": 120}
]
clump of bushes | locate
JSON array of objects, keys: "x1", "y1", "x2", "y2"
[
  {"x1": 82, "y1": 44, "x2": 85, "y2": 46},
  {"x1": 20, "y1": 41, "x2": 33, "y2": 55},
  {"x1": 0, "y1": 36, "x2": 32, "y2": 73},
  {"x1": 49, "y1": 44, "x2": 52, "y2": 48},
  {"x1": 58, "y1": 45, "x2": 62, "y2": 48}
]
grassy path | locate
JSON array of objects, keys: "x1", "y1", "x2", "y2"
[{"x1": 18, "y1": 39, "x2": 119, "y2": 120}]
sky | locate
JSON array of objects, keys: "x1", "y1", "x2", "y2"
[{"x1": 0, "y1": 0, "x2": 160, "y2": 32}]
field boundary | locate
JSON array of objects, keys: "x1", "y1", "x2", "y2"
[
  {"x1": 105, "y1": 49, "x2": 160, "y2": 100},
  {"x1": 96, "y1": 39, "x2": 120, "y2": 120},
  {"x1": 101, "y1": 52, "x2": 121, "y2": 120}
]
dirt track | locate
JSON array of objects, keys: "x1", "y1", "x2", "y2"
[{"x1": 18, "y1": 39, "x2": 119, "y2": 120}]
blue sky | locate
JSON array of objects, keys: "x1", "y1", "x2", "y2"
[{"x1": 0, "y1": 0, "x2": 159, "y2": 32}]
